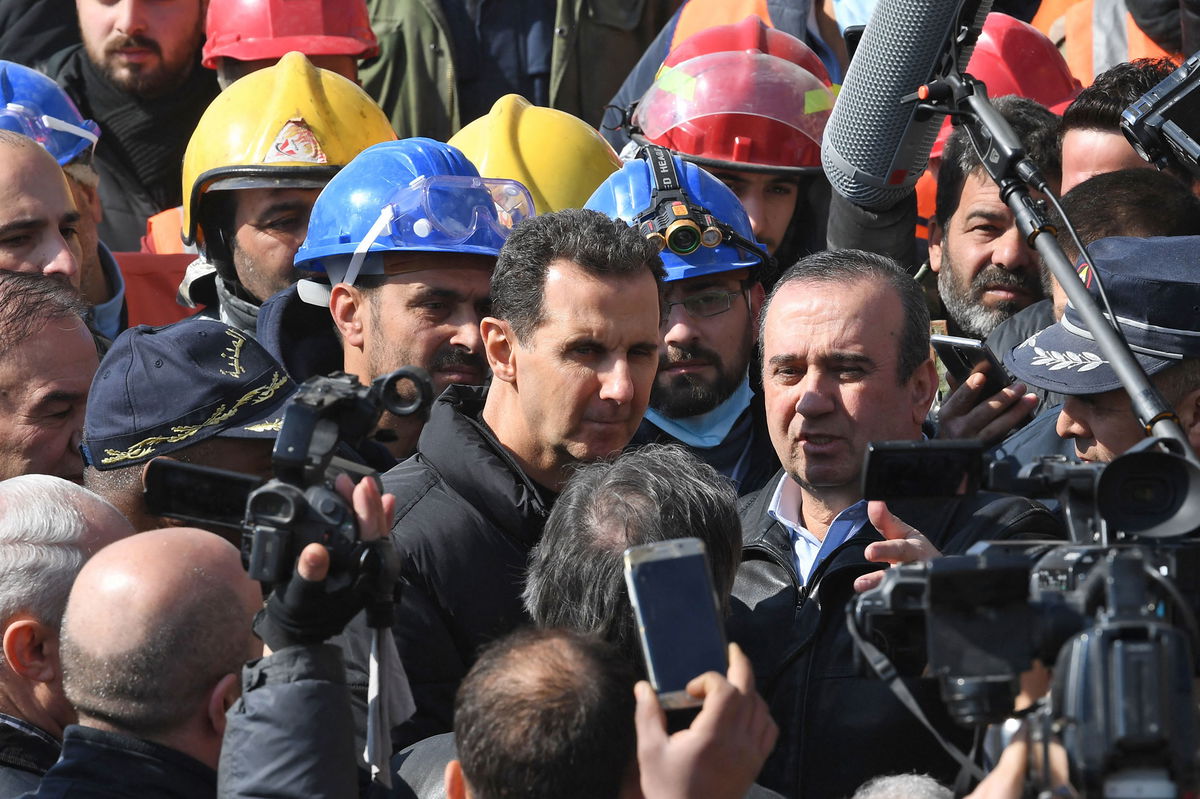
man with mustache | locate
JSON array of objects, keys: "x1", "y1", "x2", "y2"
[
  {"x1": 928, "y1": 96, "x2": 1061, "y2": 340},
  {"x1": 40, "y1": 0, "x2": 219, "y2": 251},
  {"x1": 587, "y1": 150, "x2": 780, "y2": 495},
  {"x1": 293, "y1": 139, "x2": 530, "y2": 463}
]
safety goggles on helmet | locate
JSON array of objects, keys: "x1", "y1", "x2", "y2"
[
  {"x1": 633, "y1": 144, "x2": 768, "y2": 263},
  {"x1": 632, "y1": 51, "x2": 834, "y2": 172},
  {"x1": 0, "y1": 102, "x2": 99, "y2": 161},
  {"x1": 339, "y1": 174, "x2": 534, "y2": 287}
]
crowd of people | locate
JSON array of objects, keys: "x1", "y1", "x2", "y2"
[{"x1": 0, "y1": 0, "x2": 1194, "y2": 796}]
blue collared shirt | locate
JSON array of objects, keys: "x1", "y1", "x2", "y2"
[
  {"x1": 766, "y1": 475, "x2": 870, "y2": 585},
  {"x1": 89, "y1": 243, "x2": 127, "y2": 340}
]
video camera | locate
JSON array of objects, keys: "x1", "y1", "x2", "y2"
[
  {"x1": 145, "y1": 367, "x2": 433, "y2": 588},
  {"x1": 1123, "y1": 50, "x2": 1200, "y2": 180},
  {"x1": 853, "y1": 439, "x2": 1200, "y2": 797}
]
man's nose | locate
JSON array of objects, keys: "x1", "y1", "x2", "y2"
[{"x1": 599, "y1": 358, "x2": 635, "y2": 406}]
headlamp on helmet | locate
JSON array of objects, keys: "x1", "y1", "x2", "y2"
[{"x1": 634, "y1": 145, "x2": 763, "y2": 259}]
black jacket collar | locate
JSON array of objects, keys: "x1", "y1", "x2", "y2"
[
  {"x1": 415, "y1": 385, "x2": 554, "y2": 548},
  {"x1": 36, "y1": 725, "x2": 215, "y2": 798}
]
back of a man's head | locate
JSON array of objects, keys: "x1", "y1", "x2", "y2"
[
  {"x1": 1055, "y1": 169, "x2": 1200, "y2": 262},
  {"x1": 453, "y1": 627, "x2": 636, "y2": 799},
  {"x1": 0, "y1": 476, "x2": 129, "y2": 633},
  {"x1": 523, "y1": 444, "x2": 740, "y2": 666},
  {"x1": 1061, "y1": 58, "x2": 1177, "y2": 134},
  {"x1": 936, "y1": 95, "x2": 1061, "y2": 227},
  {"x1": 59, "y1": 528, "x2": 258, "y2": 756},
  {"x1": 852, "y1": 773, "x2": 953, "y2": 799},
  {"x1": 0, "y1": 476, "x2": 131, "y2": 736}
]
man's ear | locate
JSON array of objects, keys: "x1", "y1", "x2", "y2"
[
  {"x1": 445, "y1": 759, "x2": 470, "y2": 799},
  {"x1": 329, "y1": 283, "x2": 367, "y2": 349},
  {"x1": 481, "y1": 317, "x2": 517, "y2": 384},
  {"x1": 76, "y1": 180, "x2": 103, "y2": 224},
  {"x1": 206, "y1": 672, "x2": 241, "y2": 737},
  {"x1": 909, "y1": 358, "x2": 939, "y2": 424},
  {"x1": 927, "y1": 218, "x2": 944, "y2": 274},
  {"x1": 2, "y1": 618, "x2": 59, "y2": 683}
]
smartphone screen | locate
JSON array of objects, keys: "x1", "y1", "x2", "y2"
[{"x1": 625, "y1": 539, "x2": 727, "y2": 707}]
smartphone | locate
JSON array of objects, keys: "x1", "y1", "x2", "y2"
[
  {"x1": 861, "y1": 440, "x2": 983, "y2": 501},
  {"x1": 931, "y1": 334, "x2": 1011, "y2": 398},
  {"x1": 624, "y1": 538, "x2": 728, "y2": 709},
  {"x1": 143, "y1": 458, "x2": 263, "y2": 532}
]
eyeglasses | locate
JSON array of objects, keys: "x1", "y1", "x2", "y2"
[{"x1": 663, "y1": 289, "x2": 743, "y2": 320}]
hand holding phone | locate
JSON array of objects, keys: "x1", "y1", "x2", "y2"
[
  {"x1": 931, "y1": 334, "x2": 1011, "y2": 397},
  {"x1": 624, "y1": 538, "x2": 727, "y2": 709},
  {"x1": 634, "y1": 643, "x2": 778, "y2": 799},
  {"x1": 931, "y1": 335, "x2": 1036, "y2": 443}
]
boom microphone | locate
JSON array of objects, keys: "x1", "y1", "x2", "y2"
[{"x1": 822, "y1": 0, "x2": 993, "y2": 210}]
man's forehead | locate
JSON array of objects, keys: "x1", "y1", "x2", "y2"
[
  {"x1": 381, "y1": 251, "x2": 495, "y2": 278},
  {"x1": 1, "y1": 321, "x2": 96, "y2": 394},
  {"x1": 711, "y1": 168, "x2": 797, "y2": 188},
  {"x1": 538, "y1": 261, "x2": 659, "y2": 335},
  {"x1": 0, "y1": 144, "x2": 75, "y2": 214},
  {"x1": 764, "y1": 278, "x2": 899, "y2": 350}
]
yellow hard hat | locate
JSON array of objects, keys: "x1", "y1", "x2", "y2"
[
  {"x1": 181, "y1": 51, "x2": 396, "y2": 246},
  {"x1": 449, "y1": 94, "x2": 621, "y2": 215}
]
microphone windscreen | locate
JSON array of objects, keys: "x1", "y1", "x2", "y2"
[{"x1": 822, "y1": 0, "x2": 993, "y2": 210}]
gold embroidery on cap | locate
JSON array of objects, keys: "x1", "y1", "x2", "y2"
[
  {"x1": 220, "y1": 329, "x2": 246, "y2": 378},
  {"x1": 100, "y1": 371, "x2": 289, "y2": 465}
]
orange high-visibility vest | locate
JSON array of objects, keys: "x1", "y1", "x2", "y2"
[
  {"x1": 142, "y1": 206, "x2": 187, "y2": 255},
  {"x1": 1062, "y1": 0, "x2": 1181, "y2": 85},
  {"x1": 670, "y1": 0, "x2": 773, "y2": 47},
  {"x1": 113, "y1": 252, "x2": 200, "y2": 326}
]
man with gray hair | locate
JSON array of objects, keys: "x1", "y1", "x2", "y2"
[
  {"x1": 523, "y1": 443, "x2": 742, "y2": 666},
  {"x1": 852, "y1": 774, "x2": 953, "y2": 799},
  {"x1": 0, "y1": 475, "x2": 132, "y2": 794},
  {"x1": 0, "y1": 271, "x2": 96, "y2": 484}
]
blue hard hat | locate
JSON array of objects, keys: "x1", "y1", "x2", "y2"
[
  {"x1": 0, "y1": 61, "x2": 99, "y2": 166},
  {"x1": 584, "y1": 149, "x2": 766, "y2": 282},
  {"x1": 294, "y1": 137, "x2": 533, "y2": 291}
]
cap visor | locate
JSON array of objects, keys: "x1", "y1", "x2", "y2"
[{"x1": 1004, "y1": 322, "x2": 1175, "y2": 395}]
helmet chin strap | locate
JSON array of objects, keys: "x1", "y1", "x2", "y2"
[{"x1": 343, "y1": 207, "x2": 394, "y2": 287}]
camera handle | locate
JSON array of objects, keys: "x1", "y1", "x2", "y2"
[{"x1": 909, "y1": 71, "x2": 1199, "y2": 467}]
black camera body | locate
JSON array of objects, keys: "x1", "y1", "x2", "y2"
[
  {"x1": 241, "y1": 367, "x2": 432, "y2": 585},
  {"x1": 853, "y1": 439, "x2": 1200, "y2": 795},
  {"x1": 1122, "y1": 49, "x2": 1200, "y2": 178},
  {"x1": 854, "y1": 549, "x2": 1083, "y2": 726}
]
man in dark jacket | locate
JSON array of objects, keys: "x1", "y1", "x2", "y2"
[
  {"x1": 729, "y1": 250, "x2": 1062, "y2": 799},
  {"x1": 41, "y1": 0, "x2": 218, "y2": 251},
  {"x1": 0, "y1": 477, "x2": 131, "y2": 797},
  {"x1": 382, "y1": 208, "x2": 664, "y2": 748},
  {"x1": 27, "y1": 527, "x2": 262, "y2": 798}
]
